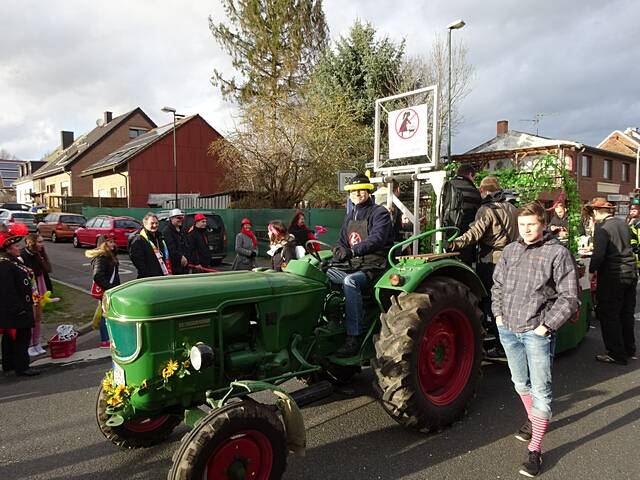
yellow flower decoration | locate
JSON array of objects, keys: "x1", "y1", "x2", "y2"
[
  {"x1": 182, "y1": 360, "x2": 190, "y2": 369},
  {"x1": 139, "y1": 379, "x2": 149, "y2": 391},
  {"x1": 107, "y1": 395, "x2": 123, "y2": 407},
  {"x1": 162, "y1": 359, "x2": 180, "y2": 379}
]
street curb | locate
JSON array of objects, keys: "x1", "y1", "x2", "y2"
[{"x1": 51, "y1": 276, "x2": 91, "y2": 295}]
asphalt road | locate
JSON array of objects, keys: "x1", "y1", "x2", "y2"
[{"x1": 0, "y1": 320, "x2": 638, "y2": 479}]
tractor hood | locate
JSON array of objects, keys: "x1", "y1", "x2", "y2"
[{"x1": 104, "y1": 270, "x2": 326, "y2": 321}]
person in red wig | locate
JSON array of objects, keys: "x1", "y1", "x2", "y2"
[{"x1": 0, "y1": 223, "x2": 40, "y2": 376}]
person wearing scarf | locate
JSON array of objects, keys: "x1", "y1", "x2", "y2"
[
  {"x1": 232, "y1": 217, "x2": 257, "y2": 270},
  {"x1": 0, "y1": 223, "x2": 40, "y2": 376},
  {"x1": 21, "y1": 233, "x2": 52, "y2": 356},
  {"x1": 129, "y1": 212, "x2": 172, "y2": 278}
]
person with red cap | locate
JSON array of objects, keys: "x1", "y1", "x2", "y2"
[
  {"x1": 0, "y1": 223, "x2": 40, "y2": 376},
  {"x1": 232, "y1": 217, "x2": 257, "y2": 270},
  {"x1": 188, "y1": 213, "x2": 211, "y2": 270}
]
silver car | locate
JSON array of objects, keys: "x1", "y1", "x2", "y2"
[{"x1": 0, "y1": 209, "x2": 38, "y2": 234}]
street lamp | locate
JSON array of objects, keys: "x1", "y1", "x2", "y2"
[
  {"x1": 161, "y1": 106, "x2": 184, "y2": 208},
  {"x1": 447, "y1": 19, "x2": 466, "y2": 163}
]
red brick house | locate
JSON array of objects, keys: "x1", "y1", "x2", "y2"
[
  {"x1": 453, "y1": 120, "x2": 637, "y2": 205},
  {"x1": 80, "y1": 114, "x2": 227, "y2": 208},
  {"x1": 33, "y1": 108, "x2": 156, "y2": 207}
]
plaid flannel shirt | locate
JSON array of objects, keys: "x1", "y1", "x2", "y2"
[{"x1": 491, "y1": 235, "x2": 579, "y2": 333}]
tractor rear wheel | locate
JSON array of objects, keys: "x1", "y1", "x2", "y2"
[
  {"x1": 96, "y1": 386, "x2": 181, "y2": 448},
  {"x1": 373, "y1": 277, "x2": 483, "y2": 432},
  {"x1": 168, "y1": 400, "x2": 287, "y2": 480}
]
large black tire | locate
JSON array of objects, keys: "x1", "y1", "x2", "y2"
[
  {"x1": 96, "y1": 386, "x2": 181, "y2": 449},
  {"x1": 168, "y1": 400, "x2": 287, "y2": 480},
  {"x1": 72, "y1": 235, "x2": 81, "y2": 248},
  {"x1": 373, "y1": 277, "x2": 483, "y2": 432}
]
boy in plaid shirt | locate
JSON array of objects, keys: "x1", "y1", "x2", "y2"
[{"x1": 492, "y1": 202, "x2": 579, "y2": 477}]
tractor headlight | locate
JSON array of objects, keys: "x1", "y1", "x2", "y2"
[
  {"x1": 190, "y1": 343, "x2": 215, "y2": 371},
  {"x1": 389, "y1": 273, "x2": 404, "y2": 286}
]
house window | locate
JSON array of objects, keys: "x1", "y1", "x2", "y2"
[
  {"x1": 581, "y1": 155, "x2": 591, "y2": 177},
  {"x1": 128, "y1": 127, "x2": 148, "y2": 138},
  {"x1": 60, "y1": 186, "x2": 69, "y2": 196},
  {"x1": 119, "y1": 186, "x2": 126, "y2": 197},
  {"x1": 46, "y1": 184, "x2": 55, "y2": 193},
  {"x1": 622, "y1": 163, "x2": 630, "y2": 182},
  {"x1": 110, "y1": 187, "x2": 118, "y2": 197},
  {"x1": 603, "y1": 159, "x2": 612, "y2": 180}
]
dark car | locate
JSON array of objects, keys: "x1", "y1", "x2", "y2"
[
  {"x1": 0, "y1": 202, "x2": 31, "y2": 212},
  {"x1": 0, "y1": 209, "x2": 38, "y2": 233},
  {"x1": 37, "y1": 212, "x2": 87, "y2": 242},
  {"x1": 158, "y1": 211, "x2": 226, "y2": 265},
  {"x1": 74, "y1": 215, "x2": 141, "y2": 249}
]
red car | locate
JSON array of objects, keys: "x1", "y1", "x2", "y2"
[
  {"x1": 37, "y1": 212, "x2": 87, "y2": 242},
  {"x1": 73, "y1": 215, "x2": 141, "y2": 249}
]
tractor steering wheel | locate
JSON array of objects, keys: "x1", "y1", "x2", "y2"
[{"x1": 305, "y1": 239, "x2": 333, "y2": 263}]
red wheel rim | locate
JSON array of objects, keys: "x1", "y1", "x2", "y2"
[
  {"x1": 123, "y1": 415, "x2": 170, "y2": 433},
  {"x1": 417, "y1": 308, "x2": 474, "y2": 406},
  {"x1": 204, "y1": 429, "x2": 273, "y2": 480}
]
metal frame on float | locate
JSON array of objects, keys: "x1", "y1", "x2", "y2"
[{"x1": 371, "y1": 85, "x2": 445, "y2": 254}]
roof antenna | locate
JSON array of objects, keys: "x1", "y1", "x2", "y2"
[{"x1": 518, "y1": 113, "x2": 556, "y2": 136}]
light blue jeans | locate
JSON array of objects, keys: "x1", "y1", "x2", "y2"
[
  {"x1": 326, "y1": 268, "x2": 370, "y2": 336},
  {"x1": 498, "y1": 325, "x2": 556, "y2": 420}
]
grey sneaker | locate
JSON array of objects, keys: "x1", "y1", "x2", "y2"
[
  {"x1": 519, "y1": 450, "x2": 542, "y2": 477},
  {"x1": 515, "y1": 419, "x2": 532, "y2": 442}
]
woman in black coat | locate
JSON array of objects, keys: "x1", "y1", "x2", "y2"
[
  {"x1": 0, "y1": 225, "x2": 39, "y2": 376},
  {"x1": 86, "y1": 235, "x2": 120, "y2": 347}
]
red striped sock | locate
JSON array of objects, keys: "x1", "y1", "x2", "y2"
[
  {"x1": 529, "y1": 415, "x2": 549, "y2": 452},
  {"x1": 519, "y1": 394, "x2": 532, "y2": 418}
]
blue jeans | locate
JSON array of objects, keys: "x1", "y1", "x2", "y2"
[
  {"x1": 326, "y1": 268, "x2": 370, "y2": 336},
  {"x1": 99, "y1": 316, "x2": 109, "y2": 342},
  {"x1": 498, "y1": 325, "x2": 556, "y2": 420}
]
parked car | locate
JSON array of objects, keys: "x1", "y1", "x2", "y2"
[
  {"x1": 73, "y1": 215, "x2": 141, "y2": 249},
  {"x1": 37, "y1": 212, "x2": 87, "y2": 243},
  {"x1": 157, "y1": 211, "x2": 227, "y2": 265},
  {"x1": 0, "y1": 209, "x2": 38, "y2": 233},
  {"x1": 0, "y1": 202, "x2": 31, "y2": 212}
]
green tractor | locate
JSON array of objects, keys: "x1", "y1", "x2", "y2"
[{"x1": 96, "y1": 228, "x2": 487, "y2": 479}]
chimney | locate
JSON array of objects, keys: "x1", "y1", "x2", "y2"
[
  {"x1": 104, "y1": 111, "x2": 113, "y2": 124},
  {"x1": 497, "y1": 120, "x2": 509, "y2": 136},
  {"x1": 61, "y1": 130, "x2": 74, "y2": 149}
]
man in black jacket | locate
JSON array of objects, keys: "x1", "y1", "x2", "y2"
[
  {"x1": 129, "y1": 213, "x2": 171, "y2": 278},
  {"x1": 160, "y1": 209, "x2": 190, "y2": 275},
  {"x1": 188, "y1": 213, "x2": 211, "y2": 270},
  {"x1": 447, "y1": 165, "x2": 481, "y2": 264},
  {"x1": 587, "y1": 198, "x2": 637, "y2": 365}
]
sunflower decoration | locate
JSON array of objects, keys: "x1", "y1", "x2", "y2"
[
  {"x1": 101, "y1": 344, "x2": 195, "y2": 411},
  {"x1": 162, "y1": 359, "x2": 180, "y2": 379}
]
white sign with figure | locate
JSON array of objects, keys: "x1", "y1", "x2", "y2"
[{"x1": 388, "y1": 104, "x2": 429, "y2": 160}]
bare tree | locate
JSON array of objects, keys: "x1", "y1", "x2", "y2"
[{"x1": 0, "y1": 148, "x2": 18, "y2": 160}]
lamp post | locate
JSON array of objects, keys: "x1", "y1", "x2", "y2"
[
  {"x1": 447, "y1": 19, "x2": 466, "y2": 163},
  {"x1": 161, "y1": 106, "x2": 184, "y2": 208}
]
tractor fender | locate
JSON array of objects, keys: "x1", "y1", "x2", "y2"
[
  {"x1": 273, "y1": 390, "x2": 307, "y2": 456},
  {"x1": 375, "y1": 259, "x2": 487, "y2": 308}
]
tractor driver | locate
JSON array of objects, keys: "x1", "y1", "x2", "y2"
[{"x1": 328, "y1": 173, "x2": 394, "y2": 357}]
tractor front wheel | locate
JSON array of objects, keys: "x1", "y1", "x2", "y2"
[
  {"x1": 96, "y1": 386, "x2": 181, "y2": 448},
  {"x1": 373, "y1": 277, "x2": 483, "y2": 432},
  {"x1": 168, "y1": 400, "x2": 287, "y2": 480}
]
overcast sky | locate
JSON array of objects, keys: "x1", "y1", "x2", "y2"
[{"x1": 1, "y1": 0, "x2": 638, "y2": 161}]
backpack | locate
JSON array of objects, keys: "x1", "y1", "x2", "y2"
[{"x1": 440, "y1": 179, "x2": 466, "y2": 231}]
